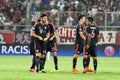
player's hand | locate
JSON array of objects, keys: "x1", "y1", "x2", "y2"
[
  {"x1": 43, "y1": 38, "x2": 48, "y2": 41},
  {"x1": 49, "y1": 37, "x2": 54, "y2": 41},
  {"x1": 38, "y1": 36, "x2": 43, "y2": 40},
  {"x1": 86, "y1": 45, "x2": 90, "y2": 49},
  {"x1": 83, "y1": 37, "x2": 86, "y2": 41}
]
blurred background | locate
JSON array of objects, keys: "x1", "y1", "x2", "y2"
[{"x1": 0, "y1": 0, "x2": 120, "y2": 56}]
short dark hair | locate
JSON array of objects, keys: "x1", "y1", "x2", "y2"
[
  {"x1": 37, "y1": 19, "x2": 41, "y2": 22},
  {"x1": 87, "y1": 17, "x2": 94, "y2": 23},
  {"x1": 78, "y1": 15, "x2": 85, "y2": 21},
  {"x1": 40, "y1": 14, "x2": 47, "y2": 18}
]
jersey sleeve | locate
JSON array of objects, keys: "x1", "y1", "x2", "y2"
[
  {"x1": 31, "y1": 26, "x2": 35, "y2": 31},
  {"x1": 78, "y1": 24, "x2": 83, "y2": 32},
  {"x1": 96, "y1": 28, "x2": 99, "y2": 35},
  {"x1": 32, "y1": 24, "x2": 39, "y2": 32},
  {"x1": 86, "y1": 27, "x2": 91, "y2": 33},
  {"x1": 46, "y1": 25, "x2": 50, "y2": 33},
  {"x1": 76, "y1": 24, "x2": 82, "y2": 32},
  {"x1": 48, "y1": 23, "x2": 58, "y2": 33}
]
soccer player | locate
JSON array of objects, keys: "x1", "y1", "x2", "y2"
[
  {"x1": 31, "y1": 14, "x2": 50, "y2": 73},
  {"x1": 45, "y1": 20, "x2": 59, "y2": 71},
  {"x1": 29, "y1": 20, "x2": 40, "y2": 72},
  {"x1": 29, "y1": 35, "x2": 36, "y2": 72},
  {"x1": 72, "y1": 15, "x2": 86, "y2": 72},
  {"x1": 83, "y1": 17, "x2": 99, "y2": 73}
]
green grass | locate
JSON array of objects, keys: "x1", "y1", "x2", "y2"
[{"x1": 0, "y1": 56, "x2": 120, "y2": 80}]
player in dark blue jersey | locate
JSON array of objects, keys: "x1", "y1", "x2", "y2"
[
  {"x1": 29, "y1": 35, "x2": 36, "y2": 72},
  {"x1": 72, "y1": 15, "x2": 86, "y2": 72},
  {"x1": 83, "y1": 17, "x2": 99, "y2": 73},
  {"x1": 29, "y1": 20, "x2": 40, "y2": 72},
  {"x1": 46, "y1": 20, "x2": 59, "y2": 71},
  {"x1": 31, "y1": 14, "x2": 50, "y2": 73}
]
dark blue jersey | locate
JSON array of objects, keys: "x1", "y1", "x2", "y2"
[
  {"x1": 30, "y1": 27, "x2": 35, "y2": 43},
  {"x1": 87, "y1": 25, "x2": 99, "y2": 45},
  {"x1": 75, "y1": 23, "x2": 85, "y2": 45},
  {"x1": 30, "y1": 36, "x2": 34, "y2": 43},
  {"x1": 47, "y1": 23, "x2": 57, "y2": 41},
  {"x1": 48, "y1": 23, "x2": 55, "y2": 37},
  {"x1": 32, "y1": 23, "x2": 49, "y2": 40}
]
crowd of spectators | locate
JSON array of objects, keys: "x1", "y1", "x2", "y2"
[
  {"x1": 31, "y1": 0, "x2": 120, "y2": 27},
  {"x1": 0, "y1": 0, "x2": 120, "y2": 30},
  {"x1": 0, "y1": 0, "x2": 27, "y2": 30},
  {"x1": 31, "y1": 0, "x2": 120, "y2": 12}
]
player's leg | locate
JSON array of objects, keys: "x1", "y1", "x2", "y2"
[
  {"x1": 91, "y1": 45, "x2": 97, "y2": 73},
  {"x1": 72, "y1": 44, "x2": 80, "y2": 72},
  {"x1": 42, "y1": 41, "x2": 47, "y2": 70},
  {"x1": 39, "y1": 41, "x2": 47, "y2": 73},
  {"x1": 35, "y1": 52, "x2": 41, "y2": 73},
  {"x1": 29, "y1": 54, "x2": 36, "y2": 72},
  {"x1": 52, "y1": 51, "x2": 58, "y2": 70},
  {"x1": 43, "y1": 41, "x2": 51, "y2": 68},
  {"x1": 86, "y1": 47, "x2": 93, "y2": 72},
  {"x1": 29, "y1": 42, "x2": 36, "y2": 72},
  {"x1": 82, "y1": 46, "x2": 89, "y2": 73},
  {"x1": 86, "y1": 55, "x2": 90, "y2": 68},
  {"x1": 51, "y1": 42, "x2": 58, "y2": 71},
  {"x1": 43, "y1": 54, "x2": 46, "y2": 69},
  {"x1": 35, "y1": 41, "x2": 42, "y2": 73},
  {"x1": 93, "y1": 57, "x2": 97, "y2": 73},
  {"x1": 86, "y1": 55, "x2": 93, "y2": 72},
  {"x1": 30, "y1": 55, "x2": 36, "y2": 69},
  {"x1": 72, "y1": 53, "x2": 79, "y2": 72},
  {"x1": 40, "y1": 53, "x2": 46, "y2": 73}
]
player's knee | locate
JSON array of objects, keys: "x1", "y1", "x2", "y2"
[
  {"x1": 36, "y1": 52, "x2": 41, "y2": 57},
  {"x1": 93, "y1": 57, "x2": 97, "y2": 60},
  {"x1": 35, "y1": 56, "x2": 40, "y2": 64},
  {"x1": 41, "y1": 54, "x2": 45, "y2": 58},
  {"x1": 83, "y1": 55, "x2": 87, "y2": 59},
  {"x1": 52, "y1": 48, "x2": 57, "y2": 52},
  {"x1": 73, "y1": 54, "x2": 78, "y2": 59},
  {"x1": 52, "y1": 52, "x2": 56, "y2": 56}
]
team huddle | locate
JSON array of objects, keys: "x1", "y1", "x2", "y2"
[
  {"x1": 29, "y1": 14, "x2": 58, "y2": 73},
  {"x1": 72, "y1": 15, "x2": 99, "y2": 74},
  {"x1": 29, "y1": 14, "x2": 99, "y2": 74}
]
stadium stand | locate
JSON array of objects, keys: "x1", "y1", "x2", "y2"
[
  {"x1": 0, "y1": 0, "x2": 27, "y2": 30},
  {"x1": 0, "y1": 0, "x2": 120, "y2": 30}
]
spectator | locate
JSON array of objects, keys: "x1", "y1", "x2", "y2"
[
  {"x1": 51, "y1": 6, "x2": 58, "y2": 15},
  {"x1": 66, "y1": 12, "x2": 74, "y2": 26}
]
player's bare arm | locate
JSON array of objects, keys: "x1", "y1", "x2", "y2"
[
  {"x1": 31, "y1": 30, "x2": 43, "y2": 40},
  {"x1": 79, "y1": 32, "x2": 86, "y2": 41},
  {"x1": 86, "y1": 33, "x2": 92, "y2": 48},
  {"x1": 97, "y1": 34, "x2": 100, "y2": 43},
  {"x1": 49, "y1": 30, "x2": 58, "y2": 41},
  {"x1": 43, "y1": 32, "x2": 50, "y2": 41}
]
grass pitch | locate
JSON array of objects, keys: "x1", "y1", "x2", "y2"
[{"x1": 0, "y1": 56, "x2": 119, "y2": 80}]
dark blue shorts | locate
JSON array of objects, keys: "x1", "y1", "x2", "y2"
[
  {"x1": 74, "y1": 43, "x2": 84, "y2": 54},
  {"x1": 35, "y1": 40, "x2": 47, "y2": 54},
  {"x1": 47, "y1": 40, "x2": 57, "y2": 52},
  {"x1": 88, "y1": 45, "x2": 97, "y2": 57}
]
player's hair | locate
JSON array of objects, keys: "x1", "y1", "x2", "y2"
[
  {"x1": 37, "y1": 19, "x2": 41, "y2": 22},
  {"x1": 40, "y1": 14, "x2": 47, "y2": 18},
  {"x1": 87, "y1": 17, "x2": 94, "y2": 23},
  {"x1": 78, "y1": 15, "x2": 85, "y2": 21}
]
